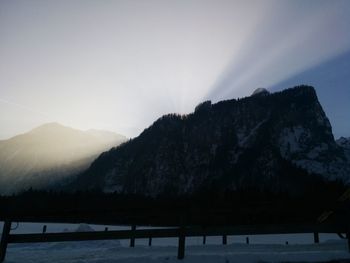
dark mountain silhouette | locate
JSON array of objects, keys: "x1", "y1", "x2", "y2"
[
  {"x1": 73, "y1": 86, "x2": 349, "y2": 197},
  {"x1": 337, "y1": 137, "x2": 350, "y2": 162},
  {"x1": 0, "y1": 123, "x2": 126, "y2": 194}
]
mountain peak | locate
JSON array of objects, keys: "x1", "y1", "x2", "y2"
[
  {"x1": 30, "y1": 122, "x2": 71, "y2": 133},
  {"x1": 0, "y1": 123, "x2": 127, "y2": 194},
  {"x1": 337, "y1": 137, "x2": 350, "y2": 149},
  {"x1": 251, "y1": 87, "x2": 270, "y2": 96},
  {"x1": 74, "y1": 85, "x2": 350, "y2": 196}
]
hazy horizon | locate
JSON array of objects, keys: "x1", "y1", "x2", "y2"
[{"x1": 1, "y1": 0, "x2": 350, "y2": 140}]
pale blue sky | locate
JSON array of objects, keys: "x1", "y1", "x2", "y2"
[{"x1": 1, "y1": 0, "x2": 349, "y2": 139}]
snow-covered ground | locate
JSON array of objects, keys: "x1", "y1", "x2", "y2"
[{"x1": 2, "y1": 222, "x2": 350, "y2": 263}]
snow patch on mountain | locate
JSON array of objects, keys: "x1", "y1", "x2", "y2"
[
  {"x1": 337, "y1": 137, "x2": 350, "y2": 162},
  {"x1": 75, "y1": 224, "x2": 95, "y2": 232},
  {"x1": 251, "y1": 87, "x2": 270, "y2": 96},
  {"x1": 279, "y1": 127, "x2": 350, "y2": 182},
  {"x1": 237, "y1": 119, "x2": 269, "y2": 148},
  {"x1": 279, "y1": 126, "x2": 310, "y2": 156}
]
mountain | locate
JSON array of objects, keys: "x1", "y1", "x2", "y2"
[
  {"x1": 251, "y1": 87, "x2": 270, "y2": 96},
  {"x1": 0, "y1": 123, "x2": 127, "y2": 194},
  {"x1": 337, "y1": 137, "x2": 350, "y2": 161},
  {"x1": 74, "y1": 86, "x2": 350, "y2": 197}
]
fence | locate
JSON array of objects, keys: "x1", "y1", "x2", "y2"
[{"x1": 1, "y1": 220, "x2": 349, "y2": 262}]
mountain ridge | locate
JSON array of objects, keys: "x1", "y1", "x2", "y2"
[
  {"x1": 0, "y1": 123, "x2": 127, "y2": 194},
  {"x1": 73, "y1": 85, "x2": 350, "y2": 196}
]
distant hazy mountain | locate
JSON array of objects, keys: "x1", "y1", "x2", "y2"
[
  {"x1": 74, "y1": 86, "x2": 350, "y2": 196},
  {"x1": 0, "y1": 123, "x2": 126, "y2": 194}
]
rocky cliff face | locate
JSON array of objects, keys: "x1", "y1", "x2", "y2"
[
  {"x1": 337, "y1": 137, "x2": 350, "y2": 162},
  {"x1": 75, "y1": 86, "x2": 350, "y2": 196}
]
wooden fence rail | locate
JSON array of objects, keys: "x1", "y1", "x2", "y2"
[{"x1": 1, "y1": 220, "x2": 350, "y2": 262}]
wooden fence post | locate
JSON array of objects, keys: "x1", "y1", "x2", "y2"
[
  {"x1": 0, "y1": 221, "x2": 12, "y2": 263},
  {"x1": 313, "y1": 232, "x2": 319, "y2": 243},
  {"x1": 177, "y1": 226, "x2": 186, "y2": 260},
  {"x1": 148, "y1": 237, "x2": 152, "y2": 246},
  {"x1": 222, "y1": 234, "x2": 227, "y2": 245},
  {"x1": 42, "y1": 225, "x2": 47, "y2": 234},
  {"x1": 246, "y1": 237, "x2": 249, "y2": 244},
  {"x1": 130, "y1": 225, "x2": 136, "y2": 247},
  {"x1": 202, "y1": 226, "x2": 206, "y2": 245}
]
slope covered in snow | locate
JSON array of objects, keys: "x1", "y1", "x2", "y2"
[
  {"x1": 5, "y1": 238, "x2": 350, "y2": 263},
  {"x1": 2, "y1": 222, "x2": 350, "y2": 263}
]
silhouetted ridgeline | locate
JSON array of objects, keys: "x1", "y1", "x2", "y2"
[
  {"x1": 0, "y1": 85, "x2": 349, "y2": 226},
  {"x1": 71, "y1": 85, "x2": 350, "y2": 196}
]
